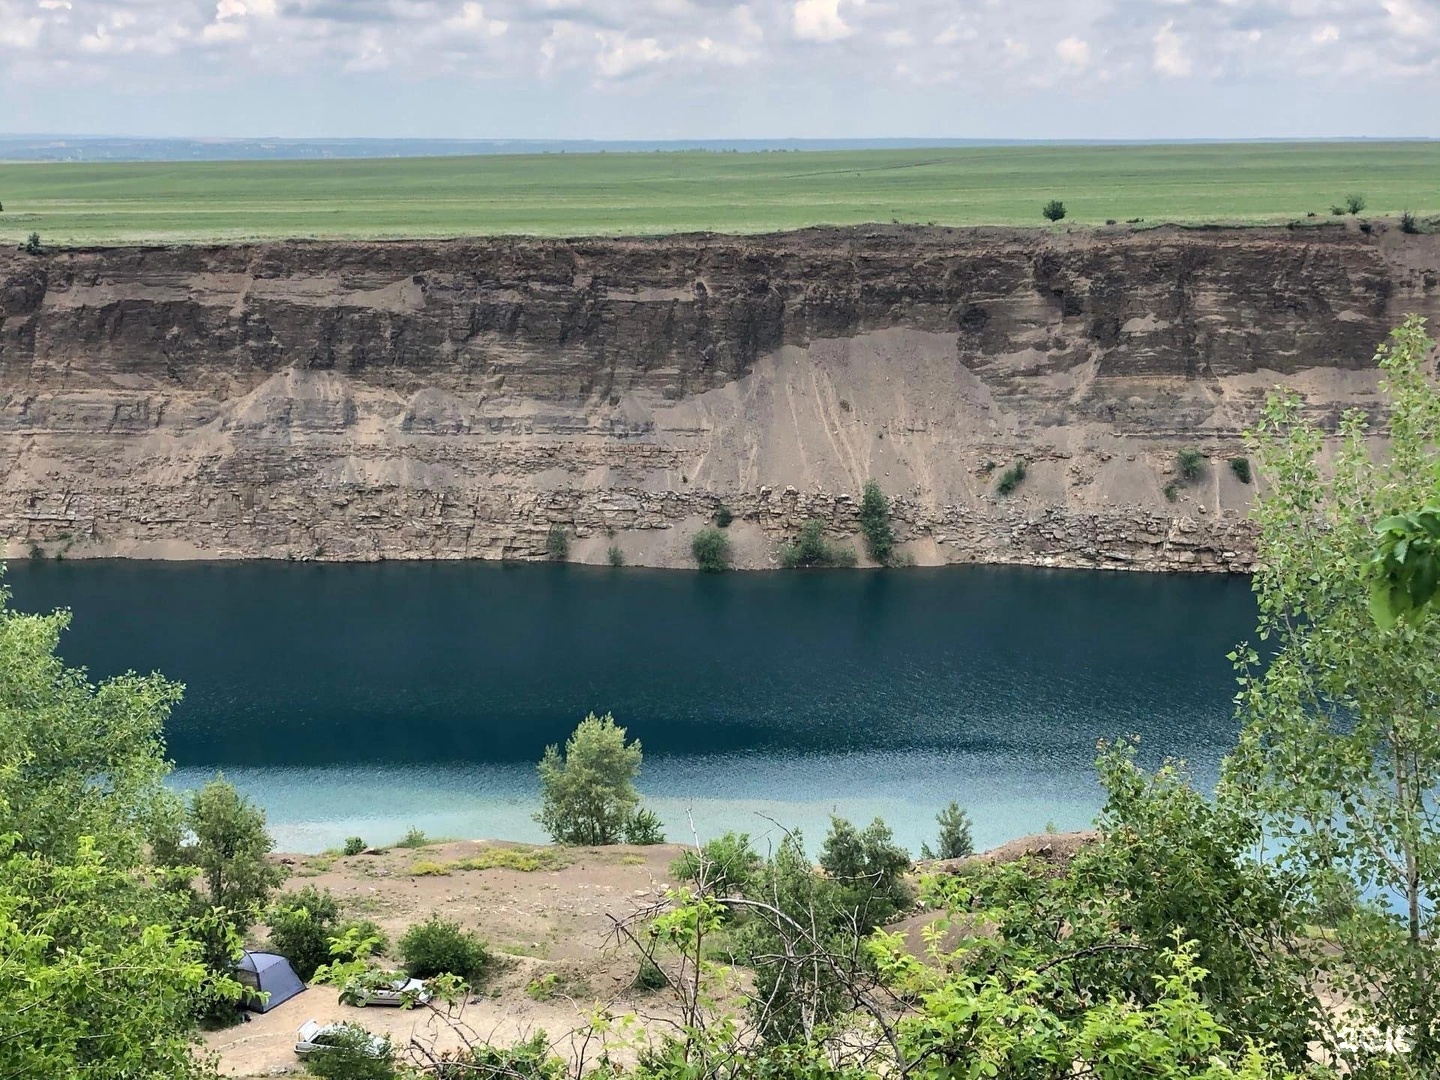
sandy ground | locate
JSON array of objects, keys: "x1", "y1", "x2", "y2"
[{"x1": 211, "y1": 840, "x2": 692, "y2": 1078}]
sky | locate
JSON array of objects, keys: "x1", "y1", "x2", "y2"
[{"x1": 1, "y1": 0, "x2": 1437, "y2": 140}]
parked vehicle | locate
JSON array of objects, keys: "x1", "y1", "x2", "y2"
[
  {"x1": 341, "y1": 976, "x2": 432, "y2": 1007},
  {"x1": 294, "y1": 1020, "x2": 389, "y2": 1059}
]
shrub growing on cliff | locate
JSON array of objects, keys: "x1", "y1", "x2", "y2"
[
  {"x1": 670, "y1": 831, "x2": 762, "y2": 896},
  {"x1": 714, "y1": 504, "x2": 734, "y2": 528},
  {"x1": 1042, "y1": 200, "x2": 1066, "y2": 222},
  {"x1": 342, "y1": 836, "x2": 366, "y2": 856},
  {"x1": 545, "y1": 525, "x2": 569, "y2": 561},
  {"x1": 1401, "y1": 209, "x2": 1420, "y2": 234},
  {"x1": 399, "y1": 915, "x2": 490, "y2": 981},
  {"x1": 536, "y1": 712, "x2": 644, "y2": 845},
  {"x1": 1345, "y1": 192, "x2": 1367, "y2": 215},
  {"x1": 1177, "y1": 447, "x2": 1205, "y2": 482},
  {"x1": 996, "y1": 459, "x2": 1027, "y2": 496},
  {"x1": 606, "y1": 544, "x2": 625, "y2": 567},
  {"x1": 691, "y1": 527, "x2": 731, "y2": 572},
  {"x1": 780, "y1": 519, "x2": 857, "y2": 568},
  {"x1": 21, "y1": 231, "x2": 40, "y2": 254},
  {"x1": 623, "y1": 807, "x2": 665, "y2": 845},
  {"x1": 1229, "y1": 456, "x2": 1252, "y2": 484},
  {"x1": 859, "y1": 480, "x2": 896, "y2": 565}
]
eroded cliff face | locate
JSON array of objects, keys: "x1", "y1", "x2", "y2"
[{"x1": 2, "y1": 225, "x2": 1438, "y2": 570}]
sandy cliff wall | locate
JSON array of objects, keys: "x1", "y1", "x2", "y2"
[{"x1": 2, "y1": 224, "x2": 1438, "y2": 570}]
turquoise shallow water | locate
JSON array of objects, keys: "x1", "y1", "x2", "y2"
[{"x1": 4, "y1": 561, "x2": 1256, "y2": 854}]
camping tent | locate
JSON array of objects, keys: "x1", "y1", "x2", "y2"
[{"x1": 235, "y1": 951, "x2": 306, "y2": 1013}]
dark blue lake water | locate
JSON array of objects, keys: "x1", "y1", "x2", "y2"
[{"x1": 3, "y1": 561, "x2": 1256, "y2": 854}]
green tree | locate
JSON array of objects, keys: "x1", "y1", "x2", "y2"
[
  {"x1": 535, "y1": 712, "x2": 644, "y2": 845},
  {"x1": 691, "y1": 527, "x2": 731, "y2": 572},
  {"x1": 0, "y1": 582, "x2": 183, "y2": 865},
  {"x1": 1042, "y1": 199, "x2": 1066, "y2": 222},
  {"x1": 162, "y1": 777, "x2": 285, "y2": 933},
  {"x1": 671, "y1": 831, "x2": 762, "y2": 897},
  {"x1": 780, "y1": 519, "x2": 856, "y2": 568},
  {"x1": 267, "y1": 885, "x2": 342, "y2": 981},
  {"x1": 858, "y1": 481, "x2": 896, "y2": 565},
  {"x1": 1228, "y1": 314, "x2": 1440, "y2": 1066},
  {"x1": 0, "y1": 581, "x2": 236, "y2": 1077},
  {"x1": 920, "y1": 800, "x2": 974, "y2": 860}
]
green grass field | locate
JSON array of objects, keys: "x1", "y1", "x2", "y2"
[{"x1": 2, "y1": 142, "x2": 1438, "y2": 245}]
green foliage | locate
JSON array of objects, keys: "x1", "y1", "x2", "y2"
[
  {"x1": 714, "y1": 504, "x2": 735, "y2": 528},
  {"x1": 1229, "y1": 456, "x2": 1253, "y2": 484},
  {"x1": 1042, "y1": 199, "x2": 1066, "y2": 222},
  {"x1": 22, "y1": 231, "x2": 40, "y2": 254},
  {"x1": 691, "y1": 526, "x2": 732, "y2": 572},
  {"x1": 1368, "y1": 505, "x2": 1440, "y2": 628},
  {"x1": 607, "y1": 543, "x2": 625, "y2": 567},
  {"x1": 996, "y1": 459, "x2": 1027, "y2": 495},
  {"x1": 1163, "y1": 481, "x2": 1180, "y2": 502},
  {"x1": 536, "y1": 712, "x2": 643, "y2": 845},
  {"x1": 671, "y1": 831, "x2": 762, "y2": 897},
  {"x1": 395, "y1": 826, "x2": 428, "y2": 848},
  {"x1": 624, "y1": 807, "x2": 666, "y2": 845},
  {"x1": 1177, "y1": 446, "x2": 1206, "y2": 482},
  {"x1": 160, "y1": 776, "x2": 285, "y2": 934},
  {"x1": 267, "y1": 886, "x2": 342, "y2": 981},
  {"x1": 1346, "y1": 192, "x2": 1367, "y2": 214},
  {"x1": 858, "y1": 481, "x2": 896, "y2": 565},
  {"x1": 398, "y1": 915, "x2": 490, "y2": 981},
  {"x1": 1229, "y1": 314, "x2": 1440, "y2": 1067},
  {"x1": 633, "y1": 957, "x2": 669, "y2": 992},
  {"x1": 300, "y1": 1023, "x2": 396, "y2": 1080},
  {"x1": 438, "y1": 1033, "x2": 568, "y2": 1080},
  {"x1": 0, "y1": 835, "x2": 226, "y2": 1080},
  {"x1": 342, "y1": 836, "x2": 366, "y2": 856},
  {"x1": 818, "y1": 815, "x2": 915, "y2": 924},
  {"x1": 920, "y1": 801, "x2": 974, "y2": 861},
  {"x1": 780, "y1": 519, "x2": 857, "y2": 569},
  {"x1": 545, "y1": 525, "x2": 569, "y2": 561},
  {"x1": 0, "y1": 581, "x2": 238, "y2": 1077},
  {"x1": 1401, "y1": 209, "x2": 1420, "y2": 234}
]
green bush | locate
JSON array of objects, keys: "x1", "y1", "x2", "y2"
[
  {"x1": 439, "y1": 1034, "x2": 567, "y2": 1080},
  {"x1": 1163, "y1": 482, "x2": 1179, "y2": 503},
  {"x1": 267, "y1": 886, "x2": 342, "y2": 981},
  {"x1": 537, "y1": 713, "x2": 643, "y2": 845},
  {"x1": 858, "y1": 481, "x2": 896, "y2": 565},
  {"x1": 714, "y1": 504, "x2": 734, "y2": 528},
  {"x1": 670, "y1": 831, "x2": 762, "y2": 896},
  {"x1": 780, "y1": 519, "x2": 857, "y2": 569},
  {"x1": 1042, "y1": 200, "x2": 1066, "y2": 222},
  {"x1": 395, "y1": 826, "x2": 428, "y2": 849},
  {"x1": 337, "y1": 919, "x2": 389, "y2": 959},
  {"x1": 22, "y1": 232, "x2": 40, "y2": 255},
  {"x1": 1177, "y1": 447, "x2": 1205, "y2": 482},
  {"x1": 607, "y1": 544, "x2": 625, "y2": 568},
  {"x1": 342, "y1": 836, "x2": 366, "y2": 857},
  {"x1": 818, "y1": 815, "x2": 915, "y2": 926},
  {"x1": 996, "y1": 460, "x2": 1027, "y2": 496},
  {"x1": 300, "y1": 1023, "x2": 395, "y2": 1080},
  {"x1": 623, "y1": 808, "x2": 666, "y2": 845},
  {"x1": 1345, "y1": 193, "x2": 1366, "y2": 215},
  {"x1": 1401, "y1": 209, "x2": 1420, "y2": 234},
  {"x1": 399, "y1": 916, "x2": 489, "y2": 981},
  {"x1": 920, "y1": 801, "x2": 975, "y2": 861},
  {"x1": 691, "y1": 527, "x2": 731, "y2": 572},
  {"x1": 632, "y1": 958, "x2": 668, "y2": 992},
  {"x1": 545, "y1": 525, "x2": 569, "y2": 561},
  {"x1": 1229, "y1": 457, "x2": 1253, "y2": 484}
]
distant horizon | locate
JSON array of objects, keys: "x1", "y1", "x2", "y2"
[{"x1": 4, "y1": 133, "x2": 1439, "y2": 165}]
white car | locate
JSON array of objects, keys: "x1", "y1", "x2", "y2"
[
  {"x1": 294, "y1": 1020, "x2": 390, "y2": 1059},
  {"x1": 341, "y1": 976, "x2": 433, "y2": 1007}
]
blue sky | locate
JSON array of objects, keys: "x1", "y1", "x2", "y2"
[{"x1": 2, "y1": 0, "x2": 1437, "y2": 139}]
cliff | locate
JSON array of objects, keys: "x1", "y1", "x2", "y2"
[{"x1": 3, "y1": 224, "x2": 1438, "y2": 571}]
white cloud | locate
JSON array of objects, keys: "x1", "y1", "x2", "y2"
[
  {"x1": 1152, "y1": 19, "x2": 1191, "y2": 76},
  {"x1": 1055, "y1": 36, "x2": 1089, "y2": 67},
  {"x1": 446, "y1": 2, "x2": 507, "y2": 37},
  {"x1": 594, "y1": 31, "x2": 666, "y2": 76},
  {"x1": 1383, "y1": 0, "x2": 1431, "y2": 36},
  {"x1": 1311, "y1": 23, "x2": 1339, "y2": 43},
  {"x1": 793, "y1": 0, "x2": 851, "y2": 42}
]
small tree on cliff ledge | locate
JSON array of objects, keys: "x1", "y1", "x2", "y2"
[
  {"x1": 1227, "y1": 315, "x2": 1440, "y2": 1066},
  {"x1": 536, "y1": 713, "x2": 643, "y2": 845}
]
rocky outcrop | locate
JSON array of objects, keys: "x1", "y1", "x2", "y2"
[{"x1": 2, "y1": 224, "x2": 1437, "y2": 570}]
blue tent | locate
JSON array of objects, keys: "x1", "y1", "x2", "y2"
[{"x1": 235, "y1": 951, "x2": 306, "y2": 1013}]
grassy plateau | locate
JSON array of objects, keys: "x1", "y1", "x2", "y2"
[{"x1": 1, "y1": 141, "x2": 1437, "y2": 245}]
